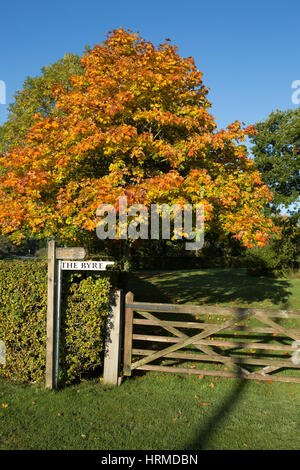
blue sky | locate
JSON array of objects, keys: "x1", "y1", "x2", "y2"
[{"x1": 0, "y1": 0, "x2": 300, "y2": 142}]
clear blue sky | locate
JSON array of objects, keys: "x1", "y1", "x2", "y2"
[{"x1": 0, "y1": 0, "x2": 300, "y2": 138}]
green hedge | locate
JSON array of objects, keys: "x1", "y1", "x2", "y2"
[{"x1": 0, "y1": 260, "x2": 111, "y2": 383}]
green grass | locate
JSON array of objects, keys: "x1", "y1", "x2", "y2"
[
  {"x1": 126, "y1": 268, "x2": 300, "y2": 310},
  {"x1": 1, "y1": 268, "x2": 300, "y2": 450},
  {"x1": 1, "y1": 374, "x2": 299, "y2": 450}
]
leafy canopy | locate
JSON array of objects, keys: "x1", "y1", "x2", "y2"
[
  {"x1": 0, "y1": 53, "x2": 83, "y2": 154},
  {"x1": 250, "y1": 108, "x2": 300, "y2": 213},
  {"x1": 0, "y1": 29, "x2": 275, "y2": 247}
]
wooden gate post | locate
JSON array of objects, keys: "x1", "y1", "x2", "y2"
[
  {"x1": 45, "y1": 240, "x2": 56, "y2": 389},
  {"x1": 103, "y1": 289, "x2": 123, "y2": 386},
  {"x1": 123, "y1": 291, "x2": 134, "y2": 376}
]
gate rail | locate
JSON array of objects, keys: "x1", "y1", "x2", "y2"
[{"x1": 123, "y1": 292, "x2": 300, "y2": 384}]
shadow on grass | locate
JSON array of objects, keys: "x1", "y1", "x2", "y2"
[
  {"x1": 185, "y1": 377, "x2": 248, "y2": 450},
  {"x1": 127, "y1": 269, "x2": 292, "y2": 307},
  {"x1": 124, "y1": 268, "x2": 293, "y2": 449},
  {"x1": 186, "y1": 308, "x2": 249, "y2": 450}
]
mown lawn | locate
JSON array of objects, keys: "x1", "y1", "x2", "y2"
[
  {"x1": 126, "y1": 268, "x2": 300, "y2": 310},
  {"x1": 0, "y1": 268, "x2": 299, "y2": 450},
  {"x1": 0, "y1": 373, "x2": 299, "y2": 450}
]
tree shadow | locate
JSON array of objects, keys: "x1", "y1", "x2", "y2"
[
  {"x1": 124, "y1": 269, "x2": 293, "y2": 449},
  {"x1": 126, "y1": 268, "x2": 292, "y2": 307},
  {"x1": 185, "y1": 311, "x2": 250, "y2": 450},
  {"x1": 185, "y1": 377, "x2": 248, "y2": 450}
]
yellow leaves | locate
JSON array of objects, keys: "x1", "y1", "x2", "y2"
[
  {"x1": 0, "y1": 28, "x2": 275, "y2": 246},
  {"x1": 1, "y1": 403, "x2": 8, "y2": 408}
]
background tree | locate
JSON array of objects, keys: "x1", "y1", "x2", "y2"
[
  {"x1": 250, "y1": 108, "x2": 300, "y2": 214},
  {"x1": 247, "y1": 108, "x2": 300, "y2": 276},
  {"x1": 0, "y1": 29, "x2": 275, "y2": 253},
  {"x1": 0, "y1": 53, "x2": 83, "y2": 154}
]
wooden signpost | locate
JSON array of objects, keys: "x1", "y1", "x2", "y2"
[
  {"x1": 45, "y1": 240, "x2": 116, "y2": 389},
  {"x1": 55, "y1": 247, "x2": 86, "y2": 260}
]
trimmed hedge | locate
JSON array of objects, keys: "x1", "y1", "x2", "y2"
[{"x1": 0, "y1": 260, "x2": 111, "y2": 383}]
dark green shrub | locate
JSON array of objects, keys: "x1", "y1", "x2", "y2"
[
  {"x1": 245, "y1": 239, "x2": 297, "y2": 277},
  {"x1": 245, "y1": 216, "x2": 300, "y2": 277},
  {"x1": 60, "y1": 273, "x2": 111, "y2": 383},
  {"x1": 245, "y1": 244, "x2": 285, "y2": 277},
  {"x1": 0, "y1": 260, "x2": 111, "y2": 383}
]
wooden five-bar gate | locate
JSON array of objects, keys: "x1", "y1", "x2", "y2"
[{"x1": 123, "y1": 292, "x2": 300, "y2": 384}]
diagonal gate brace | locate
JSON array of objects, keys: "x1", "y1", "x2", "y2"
[{"x1": 131, "y1": 310, "x2": 254, "y2": 371}]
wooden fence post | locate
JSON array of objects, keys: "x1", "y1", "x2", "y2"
[
  {"x1": 123, "y1": 291, "x2": 134, "y2": 376},
  {"x1": 45, "y1": 240, "x2": 56, "y2": 389},
  {"x1": 103, "y1": 290, "x2": 123, "y2": 386}
]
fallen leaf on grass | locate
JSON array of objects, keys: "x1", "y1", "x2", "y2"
[
  {"x1": 57, "y1": 413, "x2": 63, "y2": 417},
  {"x1": 199, "y1": 402, "x2": 212, "y2": 406},
  {"x1": 198, "y1": 374, "x2": 204, "y2": 379},
  {"x1": 209, "y1": 383, "x2": 215, "y2": 388},
  {"x1": 81, "y1": 434, "x2": 87, "y2": 439},
  {"x1": 243, "y1": 443, "x2": 248, "y2": 447},
  {"x1": 1, "y1": 403, "x2": 8, "y2": 408}
]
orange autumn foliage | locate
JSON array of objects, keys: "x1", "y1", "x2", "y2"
[{"x1": 0, "y1": 28, "x2": 275, "y2": 246}]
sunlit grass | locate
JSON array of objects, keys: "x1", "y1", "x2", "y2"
[
  {"x1": 1, "y1": 268, "x2": 299, "y2": 450},
  {"x1": 0, "y1": 373, "x2": 299, "y2": 450}
]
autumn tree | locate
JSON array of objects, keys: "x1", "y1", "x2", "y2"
[{"x1": 0, "y1": 29, "x2": 275, "y2": 249}]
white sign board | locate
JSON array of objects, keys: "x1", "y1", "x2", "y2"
[{"x1": 61, "y1": 260, "x2": 114, "y2": 271}]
